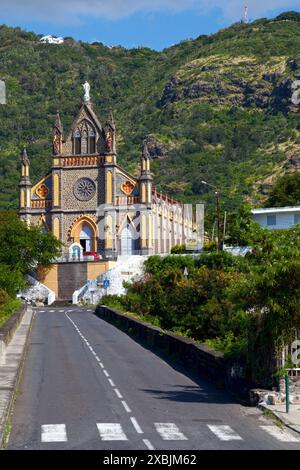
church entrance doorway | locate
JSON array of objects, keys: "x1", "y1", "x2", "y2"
[
  {"x1": 80, "y1": 225, "x2": 93, "y2": 252},
  {"x1": 120, "y1": 223, "x2": 135, "y2": 255}
]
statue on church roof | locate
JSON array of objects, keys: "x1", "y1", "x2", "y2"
[{"x1": 83, "y1": 81, "x2": 91, "y2": 103}]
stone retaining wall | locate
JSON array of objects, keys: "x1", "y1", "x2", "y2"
[
  {"x1": 95, "y1": 306, "x2": 257, "y2": 400},
  {"x1": 96, "y1": 305, "x2": 228, "y2": 384},
  {"x1": 0, "y1": 304, "x2": 27, "y2": 364}
]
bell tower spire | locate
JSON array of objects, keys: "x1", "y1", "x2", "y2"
[
  {"x1": 53, "y1": 111, "x2": 63, "y2": 156},
  {"x1": 139, "y1": 141, "x2": 152, "y2": 204},
  {"x1": 19, "y1": 147, "x2": 32, "y2": 220}
]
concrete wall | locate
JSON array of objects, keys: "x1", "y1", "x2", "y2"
[
  {"x1": 96, "y1": 306, "x2": 257, "y2": 399},
  {"x1": 38, "y1": 260, "x2": 114, "y2": 300}
]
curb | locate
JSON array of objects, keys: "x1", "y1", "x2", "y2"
[
  {"x1": 0, "y1": 308, "x2": 35, "y2": 448},
  {"x1": 258, "y1": 403, "x2": 300, "y2": 436}
]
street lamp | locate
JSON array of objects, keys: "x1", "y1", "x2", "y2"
[{"x1": 201, "y1": 180, "x2": 222, "y2": 251}]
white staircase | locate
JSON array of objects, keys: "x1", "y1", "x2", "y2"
[{"x1": 73, "y1": 255, "x2": 148, "y2": 305}]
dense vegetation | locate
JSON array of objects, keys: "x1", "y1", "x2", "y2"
[
  {"x1": 0, "y1": 211, "x2": 61, "y2": 325},
  {"x1": 266, "y1": 173, "x2": 300, "y2": 207},
  {"x1": 102, "y1": 221, "x2": 300, "y2": 386},
  {"x1": 1, "y1": 12, "x2": 300, "y2": 219}
]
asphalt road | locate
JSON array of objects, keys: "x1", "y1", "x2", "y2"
[{"x1": 7, "y1": 307, "x2": 300, "y2": 450}]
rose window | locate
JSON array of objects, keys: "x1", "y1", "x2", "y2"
[{"x1": 74, "y1": 178, "x2": 96, "y2": 201}]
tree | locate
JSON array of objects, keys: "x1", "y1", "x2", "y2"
[
  {"x1": 266, "y1": 173, "x2": 300, "y2": 207},
  {"x1": 0, "y1": 211, "x2": 62, "y2": 295}
]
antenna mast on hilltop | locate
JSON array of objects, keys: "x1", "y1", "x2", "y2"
[{"x1": 243, "y1": 4, "x2": 249, "y2": 24}]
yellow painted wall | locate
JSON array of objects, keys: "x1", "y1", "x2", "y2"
[
  {"x1": 53, "y1": 173, "x2": 60, "y2": 206},
  {"x1": 106, "y1": 171, "x2": 113, "y2": 204},
  {"x1": 38, "y1": 265, "x2": 59, "y2": 297},
  {"x1": 26, "y1": 189, "x2": 31, "y2": 207},
  {"x1": 20, "y1": 190, "x2": 25, "y2": 208},
  {"x1": 53, "y1": 218, "x2": 60, "y2": 239},
  {"x1": 38, "y1": 261, "x2": 117, "y2": 297},
  {"x1": 87, "y1": 261, "x2": 116, "y2": 280},
  {"x1": 105, "y1": 215, "x2": 113, "y2": 250},
  {"x1": 148, "y1": 214, "x2": 152, "y2": 247}
]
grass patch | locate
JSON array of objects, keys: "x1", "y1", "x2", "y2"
[{"x1": 0, "y1": 299, "x2": 21, "y2": 328}]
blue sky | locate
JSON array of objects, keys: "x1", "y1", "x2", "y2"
[{"x1": 1, "y1": 1, "x2": 300, "y2": 50}]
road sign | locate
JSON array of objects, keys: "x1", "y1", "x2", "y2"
[{"x1": 103, "y1": 279, "x2": 110, "y2": 289}]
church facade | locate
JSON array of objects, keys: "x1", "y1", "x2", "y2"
[{"x1": 19, "y1": 85, "x2": 197, "y2": 260}]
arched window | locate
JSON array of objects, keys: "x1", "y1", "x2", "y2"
[
  {"x1": 81, "y1": 130, "x2": 88, "y2": 154},
  {"x1": 89, "y1": 130, "x2": 96, "y2": 154},
  {"x1": 74, "y1": 130, "x2": 81, "y2": 155}
]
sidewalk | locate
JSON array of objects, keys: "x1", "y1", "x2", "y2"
[
  {"x1": 0, "y1": 308, "x2": 34, "y2": 447},
  {"x1": 260, "y1": 403, "x2": 300, "y2": 435}
]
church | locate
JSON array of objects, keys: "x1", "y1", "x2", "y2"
[{"x1": 19, "y1": 83, "x2": 197, "y2": 262}]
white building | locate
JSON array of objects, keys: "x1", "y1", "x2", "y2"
[
  {"x1": 252, "y1": 206, "x2": 300, "y2": 230},
  {"x1": 40, "y1": 35, "x2": 64, "y2": 45}
]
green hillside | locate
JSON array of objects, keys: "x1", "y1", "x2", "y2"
[{"x1": 1, "y1": 11, "x2": 300, "y2": 216}]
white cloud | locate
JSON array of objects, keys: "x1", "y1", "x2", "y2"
[{"x1": 1, "y1": 0, "x2": 299, "y2": 23}]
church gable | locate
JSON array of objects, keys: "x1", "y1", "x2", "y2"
[{"x1": 62, "y1": 103, "x2": 106, "y2": 156}]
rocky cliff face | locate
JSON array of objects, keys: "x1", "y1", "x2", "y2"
[{"x1": 159, "y1": 55, "x2": 297, "y2": 112}]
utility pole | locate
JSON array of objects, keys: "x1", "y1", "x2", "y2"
[
  {"x1": 215, "y1": 191, "x2": 222, "y2": 252},
  {"x1": 201, "y1": 181, "x2": 223, "y2": 251}
]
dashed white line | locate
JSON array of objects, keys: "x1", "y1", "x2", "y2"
[
  {"x1": 130, "y1": 417, "x2": 143, "y2": 434},
  {"x1": 121, "y1": 401, "x2": 131, "y2": 413},
  {"x1": 97, "y1": 423, "x2": 128, "y2": 441},
  {"x1": 154, "y1": 423, "x2": 188, "y2": 441},
  {"x1": 41, "y1": 424, "x2": 67, "y2": 442},
  {"x1": 143, "y1": 439, "x2": 155, "y2": 450},
  {"x1": 65, "y1": 312, "x2": 153, "y2": 447},
  {"x1": 114, "y1": 388, "x2": 123, "y2": 399},
  {"x1": 260, "y1": 426, "x2": 299, "y2": 442},
  {"x1": 207, "y1": 425, "x2": 243, "y2": 441}
]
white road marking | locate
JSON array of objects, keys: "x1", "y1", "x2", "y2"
[
  {"x1": 39, "y1": 311, "x2": 45, "y2": 313},
  {"x1": 41, "y1": 424, "x2": 67, "y2": 442},
  {"x1": 260, "y1": 426, "x2": 299, "y2": 442},
  {"x1": 122, "y1": 401, "x2": 131, "y2": 413},
  {"x1": 49, "y1": 310, "x2": 55, "y2": 313},
  {"x1": 114, "y1": 388, "x2": 123, "y2": 399},
  {"x1": 154, "y1": 423, "x2": 188, "y2": 441},
  {"x1": 65, "y1": 312, "x2": 154, "y2": 446},
  {"x1": 143, "y1": 439, "x2": 155, "y2": 450},
  {"x1": 208, "y1": 425, "x2": 243, "y2": 441},
  {"x1": 59, "y1": 310, "x2": 64, "y2": 313},
  {"x1": 130, "y1": 417, "x2": 143, "y2": 434},
  {"x1": 97, "y1": 423, "x2": 128, "y2": 441}
]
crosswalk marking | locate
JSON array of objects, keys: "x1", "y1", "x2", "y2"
[
  {"x1": 41, "y1": 424, "x2": 67, "y2": 442},
  {"x1": 260, "y1": 426, "x2": 299, "y2": 442},
  {"x1": 154, "y1": 423, "x2": 188, "y2": 440},
  {"x1": 97, "y1": 423, "x2": 128, "y2": 441},
  {"x1": 207, "y1": 425, "x2": 243, "y2": 441}
]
